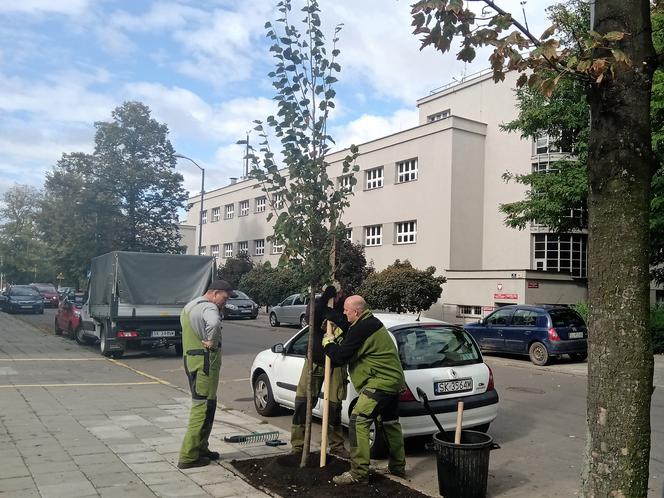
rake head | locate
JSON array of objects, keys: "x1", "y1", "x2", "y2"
[{"x1": 224, "y1": 431, "x2": 280, "y2": 444}]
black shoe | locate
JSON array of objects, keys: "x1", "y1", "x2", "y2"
[
  {"x1": 201, "y1": 450, "x2": 220, "y2": 460},
  {"x1": 177, "y1": 456, "x2": 210, "y2": 469}
]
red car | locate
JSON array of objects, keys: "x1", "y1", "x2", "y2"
[
  {"x1": 30, "y1": 283, "x2": 60, "y2": 308},
  {"x1": 54, "y1": 292, "x2": 85, "y2": 339}
]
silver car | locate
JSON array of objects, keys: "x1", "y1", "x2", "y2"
[{"x1": 269, "y1": 293, "x2": 310, "y2": 328}]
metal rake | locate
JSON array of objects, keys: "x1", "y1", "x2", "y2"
[{"x1": 224, "y1": 430, "x2": 280, "y2": 444}]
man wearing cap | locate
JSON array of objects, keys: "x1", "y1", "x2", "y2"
[{"x1": 177, "y1": 280, "x2": 233, "y2": 469}]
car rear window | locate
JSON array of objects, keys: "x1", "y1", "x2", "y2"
[
  {"x1": 32, "y1": 284, "x2": 56, "y2": 292},
  {"x1": 394, "y1": 326, "x2": 481, "y2": 370},
  {"x1": 549, "y1": 309, "x2": 585, "y2": 328}
]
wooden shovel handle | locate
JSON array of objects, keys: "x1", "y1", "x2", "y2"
[
  {"x1": 320, "y1": 297, "x2": 334, "y2": 467},
  {"x1": 454, "y1": 401, "x2": 464, "y2": 444}
]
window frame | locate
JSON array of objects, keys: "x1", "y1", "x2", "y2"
[
  {"x1": 211, "y1": 207, "x2": 220, "y2": 222},
  {"x1": 239, "y1": 200, "x2": 249, "y2": 217},
  {"x1": 396, "y1": 158, "x2": 418, "y2": 183},
  {"x1": 254, "y1": 239, "x2": 265, "y2": 256},
  {"x1": 224, "y1": 203, "x2": 234, "y2": 220},
  {"x1": 365, "y1": 225, "x2": 383, "y2": 247},
  {"x1": 210, "y1": 244, "x2": 220, "y2": 259},
  {"x1": 365, "y1": 167, "x2": 384, "y2": 190},
  {"x1": 223, "y1": 243, "x2": 233, "y2": 258},
  {"x1": 255, "y1": 197, "x2": 266, "y2": 213},
  {"x1": 395, "y1": 220, "x2": 417, "y2": 244}
]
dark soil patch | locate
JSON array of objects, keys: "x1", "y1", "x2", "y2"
[{"x1": 231, "y1": 452, "x2": 431, "y2": 497}]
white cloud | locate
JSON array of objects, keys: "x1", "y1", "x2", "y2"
[
  {"x1": 330, "y1": 109, "x2": 419, "y2": 151},
  {"x1": 0, "y1": 0, "x2": 91, "y2": 16}
]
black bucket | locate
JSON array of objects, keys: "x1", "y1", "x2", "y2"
[{"x1": 428, "y1": 430, "x2": 499, "y2": 498}]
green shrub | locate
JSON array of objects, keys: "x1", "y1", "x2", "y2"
[{"x1": 572, "y1": 302, "x2": 589, "y2": 322}]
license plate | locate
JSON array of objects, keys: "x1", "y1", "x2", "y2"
[
  {"x1": 151, "y1": 330, "x2": 176, "y2": 338},
  {"x1": 241, "y1": 310, "x2": 251, "y2": 314},
  {"x1": 21, "y1": 306, "x2": 32, "y2": 309},
  {"x1": 434, "y1": 378, "x2": 473, "y2": 395},
  {"x1": 569, "y1": 331, "x2": 584, "y2": 339}
]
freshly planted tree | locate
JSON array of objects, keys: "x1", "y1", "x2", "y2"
[
  {"x1": 411, "y1": 0, "x2": 658, "y2": 494},
  {"x1": 360, "y1": 260, "x2": 445, "y2": 314},
  {"x1": 245, "y1": 0, "x2": 358, "y2": 466}
]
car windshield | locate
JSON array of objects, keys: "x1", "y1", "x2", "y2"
[
  {"x1": 32, "y1": 284, "x2": 56, "y2": 293},
  {"x1": 232, "y1": 291, "x2": 249, "y2": 300},
  {"x1": 549, "y1": 309, "x2": 585, "y2": 328},
  {"x1": 394, "y1": 326, "x2": 481, "y2": 370},
  {"x1": 11, "y1": 287, "x2": 40, "y2": 297}
]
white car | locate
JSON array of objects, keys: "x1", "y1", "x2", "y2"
[{"x1": 250, "y1": 313, "x2": 499, "y2": 456}]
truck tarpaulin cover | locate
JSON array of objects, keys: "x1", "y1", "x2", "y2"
[{"x1": 89, "y1": 252, "x2": 215, "y2": 306}]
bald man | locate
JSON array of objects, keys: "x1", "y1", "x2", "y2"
[{"x1": 322, "y1": 295, "x2": 406, "y2": 485}]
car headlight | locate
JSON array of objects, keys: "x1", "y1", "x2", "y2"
[{"x1": 226, "y1": 303, "x2": 238, "y2": 310}]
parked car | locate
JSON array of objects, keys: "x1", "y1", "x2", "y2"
[
  {"x1": 269, "y1": 293, "x2": 311, "y2": 328},
  {"x1": 223, "y1": 291, "x2": 259, "y2": 319},
  {"x1": 250, "y1": 314, "x2": 498, "y2": 457},
  {"x1": 55, "y1": 292, "x2": 85, "y2": 339},
  {"x1": 1, "y1": 285, "x2": 44, "y2": 314},
  {"x1": 464, "y1": 305, "x2": 588, "y2": 366},
  {"x1": 30, "y1": 283, "x2": 59, "y2": 308}
]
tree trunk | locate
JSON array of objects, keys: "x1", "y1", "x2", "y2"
[
  {"x1": 582, "y1": 1, "x2": 656, "y2": 495},
  {"x1": 300, "y1": 286, "x2": 317, "y2": 468}
]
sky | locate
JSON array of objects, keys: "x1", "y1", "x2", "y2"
[{"x1": 0, "y1": 0, "x2": 557, "y2": 203}]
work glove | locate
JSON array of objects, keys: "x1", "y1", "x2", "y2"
[{"x1": 322, "y1": 333, "x2": 335, "y2": 347}]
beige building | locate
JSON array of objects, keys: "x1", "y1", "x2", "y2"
[{"x1": 180, "y1": 70, "x2": 662, "y2": 322}]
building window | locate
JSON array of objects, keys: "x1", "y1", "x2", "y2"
[
  {"x1": 397, "y1": 158, "x2": 418, "y2": 183},
  {"x1": 365, "y1": 225, "x2": 382, "y2": 246},
  {"x1": 272, "y1": 241, "x2": 284, "y2": 254},
  {"x1": 532, "y1": 159, "x2": 556, "y2": 174},
  {"x1": 238, "y1": 241, "x2": 249, "y2": 254},
  {"x1": 365, "y1": 167, "x2": 383, "y2": 190},
  {"x1": 427, "y1": 109, "x2": 450, "y2": 122},
  {"x1": 273, "y1": 193, "x2": 284, "y2": 209},
  {"x1": 254, "y1": 239, "x2": 265, "y2": 256},
  {"x1": 239, "y1": 200, "x2": 249, "y2": 217},
  {"x1": 396, "y1": 220, "x2": 417, "y2": 244},
  {"x1": 255, "y1": 197, "x2": 266, "y2": 213},
  {"x1": 533, "y1": 136, "x2": 562, "y2": 155},
  {"x1": 201, "y1": 210, "x2": 207, "y2": 224},
  {"x1": 210, "y1": 244, "x2": 219, "y2": 258},
  {"x1": 533, "y1": 233, "x2": 587, "y2": 278},
  {"x1": 199, "y1": 246, "x2": 206, "y2": 256},
  {"x1": 224, "y1": 204, "x2": 234, "y2": 219},
  {"x1": 345, "y1": 228, "x2": 352, "y2": 240},
  {"x1": 211, "y1": 207, "x2": 220, "y2": 222},
  {"x1": 223, "y1": 243, "x2": 233, "y2": 258},
  {"x1": 339, "y1": 175, "x2": 354, "y2": 192},
  {"x1": 457, "y1": 305, "x2": 482, "y2": 317}
]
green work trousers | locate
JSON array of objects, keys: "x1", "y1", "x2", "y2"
[
  {"x1": 179, "y1": 348, "x2": 221, "y2": 463},
  {"x1": 291, "y1": 360, "x2": 346, "y2": 451},
  {"x1": 349, "y1": 387, "x2": 406, "y2": 479}
]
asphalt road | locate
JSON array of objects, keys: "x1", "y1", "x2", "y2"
[{"x1": 14, "y1": 309, "x2": 664, "y2": 497}]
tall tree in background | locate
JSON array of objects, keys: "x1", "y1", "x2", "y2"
[
  {"x1": 499, "y1": 1, "x2": 664, "y2": 284},
  {"x1": 94, "y1": 101, "x2": 187, "y2": 253},
  {"x1": 246, "y1": 0, "x2": 358, "y2": 466},
  {"x1": 411, "y1": 0, "x2": 657, "y2": 494},
  {"x1": 40, "y1": 101, "x2": 187, "y2": 284},
  {"x1": 0, "y1": 184, "x2": 50, "y2": 283}
]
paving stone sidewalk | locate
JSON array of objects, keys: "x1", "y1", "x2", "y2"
[{"x1": 0, "y1": 311, "x2": 290, "y2": 498}]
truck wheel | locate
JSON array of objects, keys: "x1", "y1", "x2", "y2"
[
  {"x1": 175, "y1": 343, "x2": 183, "y2": 357},
  {"x1": 269, "y1": 313, "x2": 280, "y2": 327},
  {"x1": 54, "y1": 318, "x2": 62, "y2": 336},
  {"x1": 100, "y1": 322, "x2": 117, "y2": 357}
]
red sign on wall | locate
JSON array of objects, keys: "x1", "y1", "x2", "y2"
[
  {"x1": 527, "y1": 281, "x2": 539, "y2": 288},
  {"x1": 494, "y1": 293, "x2": 518, "y2": 300}
]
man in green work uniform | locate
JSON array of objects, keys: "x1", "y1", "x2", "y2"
[
  {"x1": 323, "y1": 295, "x2": 406, "y2": 484},
  {"x1": 177, "y1": 280, "x2": 233, "y2": 469},
  {"x1": 290, "y1": 285, "x2": 349, "y2": 459}
]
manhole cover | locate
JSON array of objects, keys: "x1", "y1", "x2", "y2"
[{"x1": 505, "y1": 386, "x2": 545, "y2": 394}]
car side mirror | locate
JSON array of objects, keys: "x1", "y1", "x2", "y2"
[{"x1": 271, "y1": 343, "x2": 284, "y2": 354}]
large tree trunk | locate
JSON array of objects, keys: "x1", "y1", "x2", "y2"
[{"x1": 582, "y1": 1, "x2": 656, "y2": 495}]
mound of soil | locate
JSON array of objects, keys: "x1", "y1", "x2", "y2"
[{"x1": 231, "y1": 452, "x2": 431, "y2": 497}]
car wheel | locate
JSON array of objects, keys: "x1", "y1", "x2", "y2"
[
  {"x1": 54, "y1": 318, "x2": 62, "y2": 336},
  {"x1": 569, "y1": 352, "x2": 588, "y2": 362},
  {"x1": 529, "y1": 341, "x2": 550, "y2": 366},
  {"x1": 175, "y1": 343, "x2": 183, "y2": 357},
  {"x1": 74, "y1": 325, "x2": 88, "y2": 345},
  {"x1": 299, "y1": 314, "x2": 308, "y2": 329},
  {"x1": 67, "y1": 323, "x2": 75, "y2": 340},
  {"x1": 269, "y1": 312, "x2": 280, "y2": 327},
  {"x1": 370, "y1": 421, "x2": 389, "y2": 459},
  {"x1": 473, "y1": 423, "x2": 491, "y2": 433},
  {"x1": 253, "y1": 373, "x2": 278, "y2": 416}
]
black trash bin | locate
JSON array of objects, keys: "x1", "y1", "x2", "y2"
[{"x1": 429, "y1": 429, "x2": 499, "y2": 498}]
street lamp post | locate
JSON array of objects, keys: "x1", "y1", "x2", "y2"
[{"x1": 173, "y1": 153, "x2": 205, "y2": 255}]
